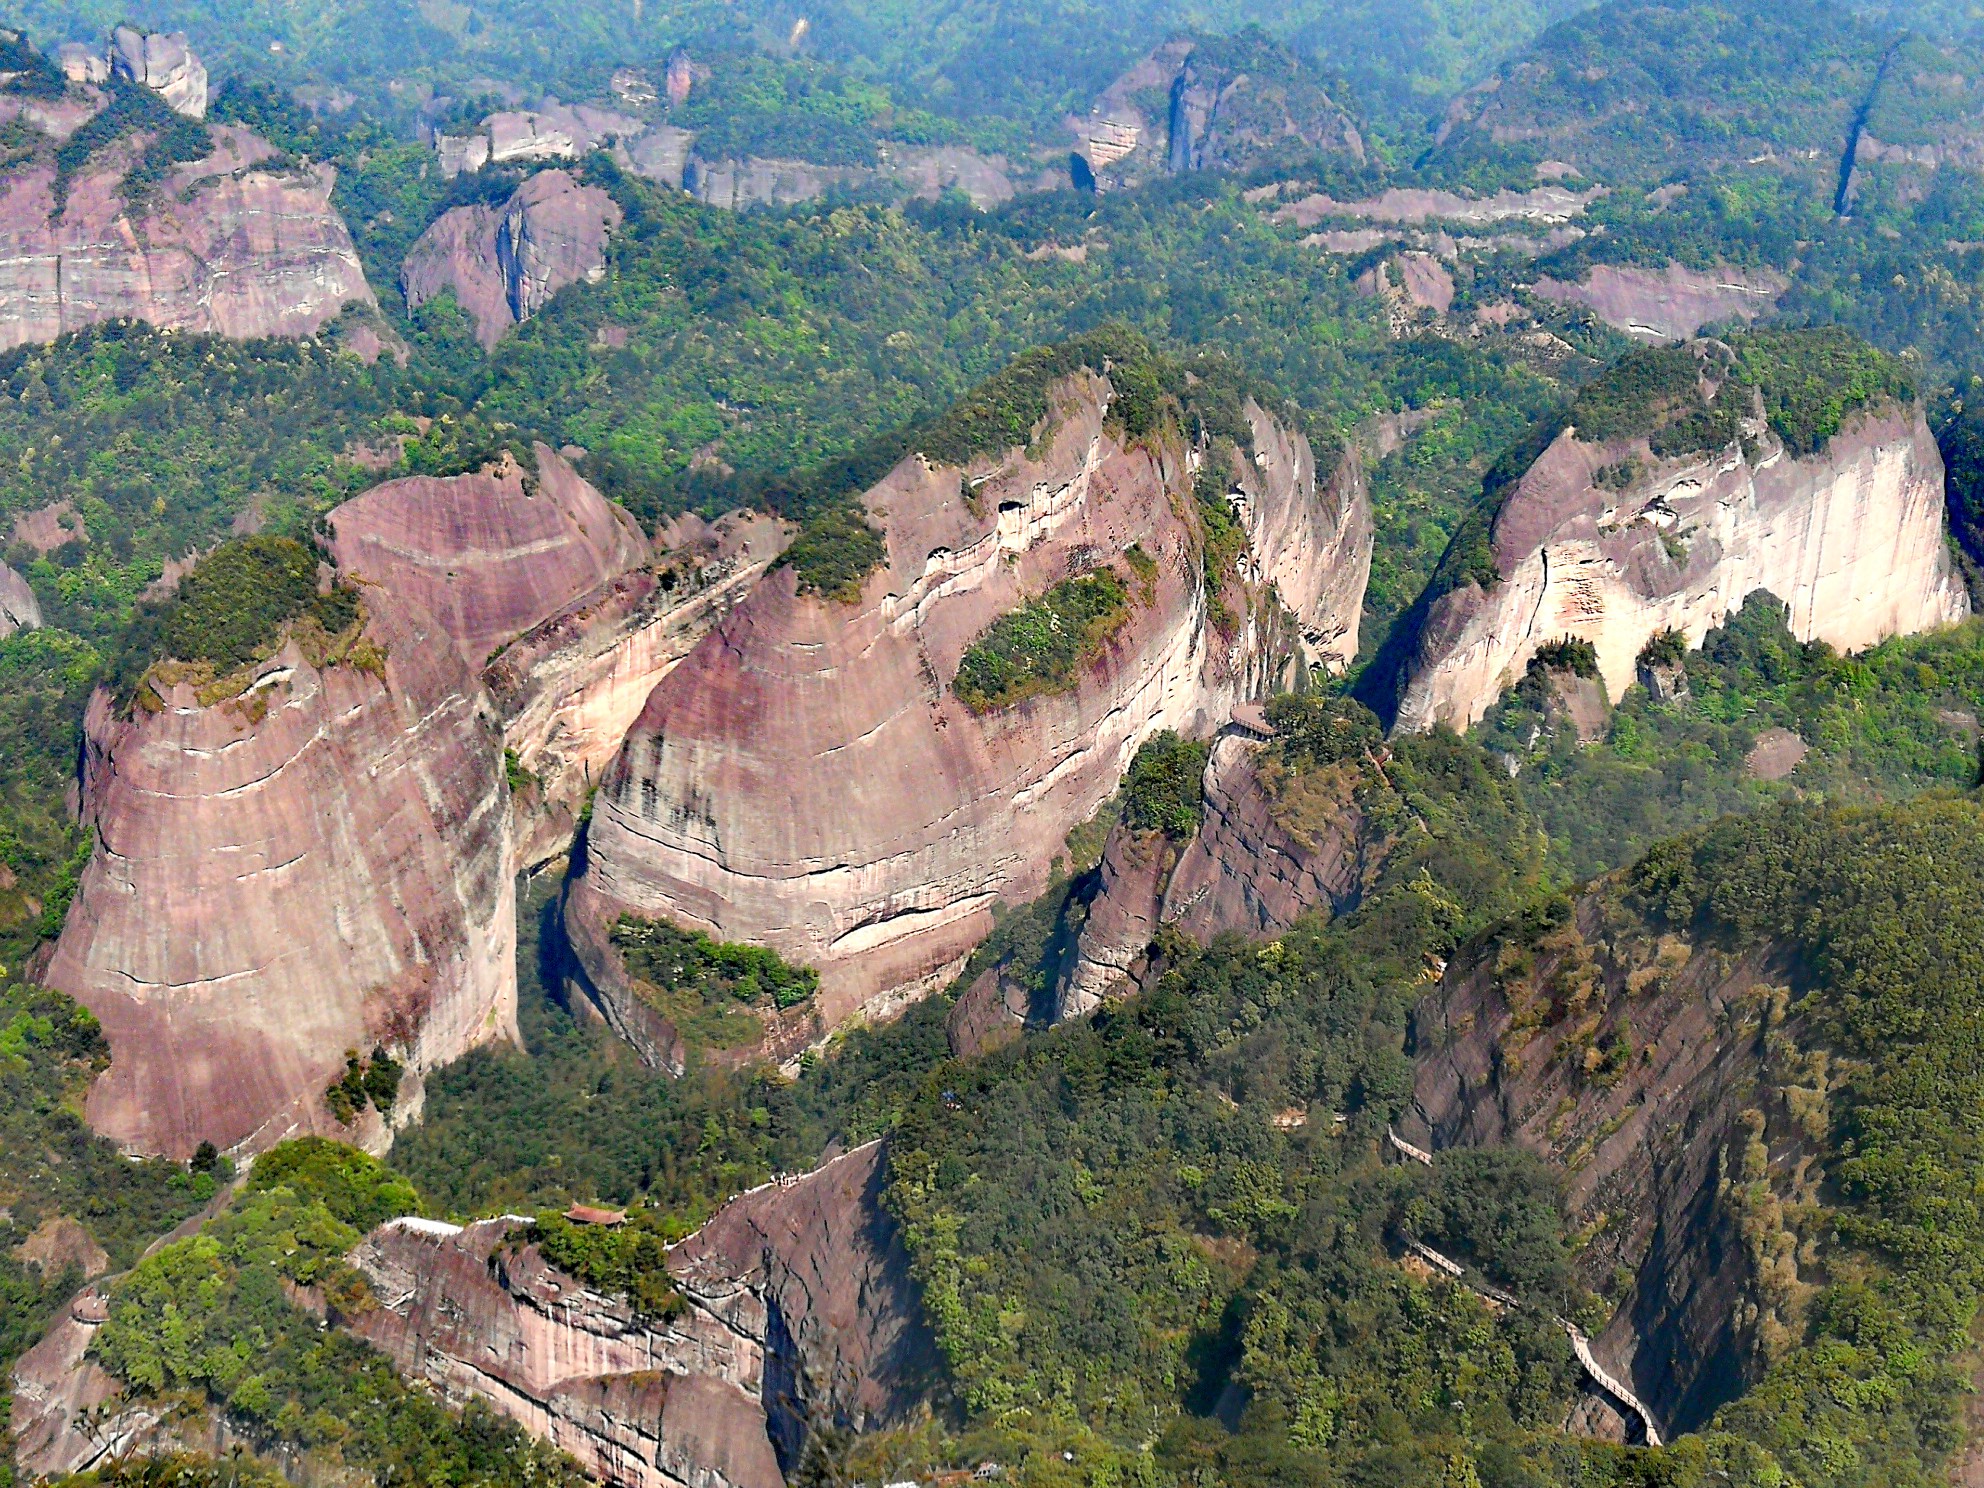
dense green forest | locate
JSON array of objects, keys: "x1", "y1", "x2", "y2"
[{"x1": 13, "y1": 0, "x2": 1984, "y2": 1483}]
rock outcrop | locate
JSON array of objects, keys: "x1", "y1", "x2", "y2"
[
  {"x1": 347, "y1": 1142, "x2": 933, "y2": 1486},
  {"x1": 402, "y1": 169, "x2": 621, "y2": 347},
  {"x1": 0, "y1": 123, "x2": 375, "y2": 351},
  {"x1": 1229, "y1": 401, "x2": 1374, "y2": 671},
  {"x1": 0, "y1": 560, "x2": 39, "y2": 637},
  {"x1": 1392, "y1": 395, "x2": 1967, "y2": 733},
  {"x1": 1404, "y1": 890, "x2": 1802, "y2": 1433},
  {"x1": 43, "y1": 590, "x2": 516, "y2": 1160},
  {"x1": 109, "y1": 27, "x2": 206, "y2": 118},
  {"x1": 326, "y1": 444, "x2": 649, "y2": 670},
  {"x1": 1059, "y1": 729, "x2": 1383, "y2": 1018},
  {"x1": 567, "y1": 367, "x2": 1371, "y2": 1037},
  {"x1": 485, "y1": 511, "x2": 785, "y2": 865},
  {"x1": 1073, "y1": 36, "x2": 1364, "y2": 190},
  {"x1": 1533, "y1": 262, "x2": 1786, "y2": 343}
]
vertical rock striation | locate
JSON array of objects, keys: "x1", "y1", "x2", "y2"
[
  {"x1": 401, "y1": 169, "x2": 621, "y2": 347},
  {"x1": 43, "y1": 591, "x2": 516, "y2": 1160},
  {"x1": 1393, "y1": 405, "x2": 1968, "y2": 733},
  {"x1": 483, "y1": 511, "x2": 786, "y2": 866}
]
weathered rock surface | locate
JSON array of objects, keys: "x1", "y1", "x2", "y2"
[
  {"x1": 1229, "y1": 401, "x2": 1373, "y2": 671},
  {"x1": 1073, "y1": 37, "x2": 1363, "y2": 191},
  {"x1": 1393, "y1": 403, "x2": 1968, "y2": 733},
  {"x1": 1274, "y1": 184, "x2": 1598, "y2": 229},
  {"x1": 1405, "y1": 892, "x2": 1803, "y2": 1433},
  {"x1": 402, "y1": 168, "x2": 621, "y2": 347},
  {"x1": 1054, "y1": 823, "x2": 1177, "y2": 1020},
  {"x1": 568, "y1": 370, "x2": 1369, "y2": 1035},
  {"x1": 678, "y1": 145, "x2": 1024, "y2": 211},
  {"x1": 347, "y1": 1142, "x2": 931, "y2": 1485},
  {"x1": 44, "y1": 591, "x2": 516, "y2": 1160},
  {"x1": 327, "y1": 444, "x2": 648, "y2": 670},
  {"x1": 0, "y1": 124, "x2": 375, "y2": 351},
  {"x1": 486, "y1": 511, "x2": 786, "y2": 866},
  {"x1": 110, "y1": 27, "x2": 207, "y2": 118},
  {"x1": 347, "y1": 1215, "x2": 779, "y2": 1488},
  {"x1": 1533, "y1": 262, "x2": 1786, "y2": 343},
  {"x1": 0, "y1": 560, "x2": 39, "y2": 637},
  {"x1": 1160, "y1": 737, "x2": 1375, "y2": 946}
]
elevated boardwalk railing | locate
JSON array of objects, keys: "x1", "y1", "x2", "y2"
[{"x1": 1386, "y1": 1132, "x2": 1663, "y2": 1446}]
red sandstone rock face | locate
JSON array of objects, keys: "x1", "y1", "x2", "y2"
[
  {"x1": 569, "y1": 373, "x2": 1371, "y2": 1036},
  {"x1": 44, "y1": 591, "x2": 516, "y2": 1160},
  {"x1": 1532, "y1": 262, "x2": 1786, "y2": 343},
  {"x1": 345, "y1": 1142, "x2": 931, "y2": 1485},
  {"x1": 0, "y1": 124, "x2": 375, "y2": 352},
  {"x1": 1405, "y1": 896, "x2": 1799, "y2": 1434},
  {"x1": 327, "y1": 444, "x2": 650, "y2": 671},
  {"x1": 1161, "y1": 738, "x2": 1373, "y2": 942},
  {"x1": 671, "y1": 1142, "x2": 938, "y2": 1440},
  {"x1": 569, "y1": 374, "x2": 1216, "y2": 1031},
  {"x1": 1059, "y1": 734, "x2": 1379, "y2": 1017},
  {"x1": 347, "y1": 1216, "x2": 781, "y2": 1488},
  {"x1": 402, "y1": 168, "x2": 621, "y2": 347},
  {"x1": 1395, "y1": 402, "x2": 1969, "y2": 733},
  {"x1": 1055, "y1": 824, "x2": 1176, "y2": 1019},
  {"x1": 484, "y1": 511, "x2": 786, "y2": 867}
]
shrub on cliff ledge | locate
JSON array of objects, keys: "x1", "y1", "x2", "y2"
[
  {"x1": 110, "y1": 536, "x2": 362, "y2": 704},
  {"x1": 613, "y1": 916, "x2": 817, "y2": 1050},
  {"x1": 782, "y1": 506, "x2": 887, "y2": 603},
  {"x1": 1121, "y1": 732, "x2": 1210, "y2": 839},
  {"x1": 953, "y1": 567, "x2": 1131, "y2": 713}
]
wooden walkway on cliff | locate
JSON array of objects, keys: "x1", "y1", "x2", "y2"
[{"x1": 1385, "y1": 1129, "x2": 1665, "y2": 1446}]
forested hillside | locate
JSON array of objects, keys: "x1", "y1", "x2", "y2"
[{"x1": 7, "y1": 1, "x2": 1984, "y2": 1486}]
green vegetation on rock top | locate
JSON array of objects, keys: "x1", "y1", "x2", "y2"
[{"x1": 953, "y1": 568, "x2": 1133, "y2": 713}]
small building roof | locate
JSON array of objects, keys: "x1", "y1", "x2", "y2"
[{"x1": 565, "y1": 1203, "x2": 628, "y2": 1226}]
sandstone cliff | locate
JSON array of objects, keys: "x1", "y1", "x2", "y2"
[
  {"x1": 1229, "y1": 400, "x2": 1373, "y2": 671},
  {"x1": 347, "y1": 1142, "x2": 932, "y2": 1485},
  {"x1": 326, "y1": 444, "x2": 649, "y2": 671},
  {"x1": 109, "y1": 28, "x2": 206, "y2": 118},
  {"x1": 0, "y1": 122, "x2": 375, "y2": 351},
  {"x1": 1059, "y1": 728, "x2": 1384, "y2": 1017},
  {"x1": 1532, "y1": 262, "x2": 1786, "y2": 344},
  {"x1": 0, "y1": 559, "x2": 39, "y2": 637},
  {"x1": 567, "y1": 368, "x2": 1370, "y2": 1037},
  {"x1": 485, "y1": 511, "x2": 786, "y2": 866},
  {"x1": 1404, "y1": 890, "x2": 1807, "y2": 1434},
  {"x1": 1392, "y1": 398, "x2": 1967, "y2": 734},
  {"x1": 402, "y1": 168, "x2": 622, "y2": 347},
  {"x1": 325, "y1": 453, "x2": 781, "y2": 865},
  {"x1": 1072, "y1": 36, "x2": 1364, "y2": 191},
  {"x1": 44, "y1": 590, "x2": 515, "y2": 1160}
]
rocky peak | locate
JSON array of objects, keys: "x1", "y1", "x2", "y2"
[
  {"x1": 326, "y1": 443, "x2": 649, "y2": 671},
  {"x1": 0, "y1": 560, "x2": 40, "y2": 637},
  {"x1": 402, "y1": 168, "x2": 622, "y2": 347},
  {"x1": 109, "y1": 27, "x2": 207, "y2": 118},
  {"x1": 1385, "y1": 349, "x2": 1967, "y2": 733},
  {"x1": 566, "y1": 361, "x2": 1372, "y2": 1048}
]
